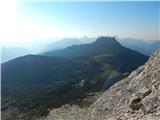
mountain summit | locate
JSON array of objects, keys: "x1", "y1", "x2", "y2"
[{"x1": 94, "y1": 37, "x2": 121, "y2": 46}]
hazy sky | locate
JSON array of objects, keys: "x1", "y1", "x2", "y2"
[{"x1": 0, "y1": 0, "x2": 159, "y2": 48}]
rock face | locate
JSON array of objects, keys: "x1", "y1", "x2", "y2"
[{"x1": 83, "y1": 49, "x2": 160, "y2": 120}]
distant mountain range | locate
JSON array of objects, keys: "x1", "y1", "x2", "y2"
[
  {"x1": 143, "y1": 40, "x2": 160, "y2": 55},
  {"x1": 117, "y1": 38, "x2": 160, "y2": 56},
  {"x1": 1, "y1": 37, "x2": 148, "y2": 119},
  {"x1": 43, "y1": 38, "x2": 82, "y2": 52},
  {"x1": 43, "y1": 37, "x2": 159, "y2": 56},
  {"x1": 2, "y1": 37, "x2": 159, "y2": 64},
  {"x1": 43, "y1": 37, "x2": 147, "y2": 60}
]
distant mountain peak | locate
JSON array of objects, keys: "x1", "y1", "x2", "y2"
[
  {"x1": 94, "y1": 36, "x2": 121, "y2": 46},
  {"x1": 95, "y1": 36, "x2": 117, "y2": 42}
]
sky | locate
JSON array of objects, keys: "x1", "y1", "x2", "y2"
[{"x1": 0, "y1": 0, "x2": 159, "y2": 48}]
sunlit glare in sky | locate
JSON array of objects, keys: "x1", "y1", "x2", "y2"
[
  {"x1": 0, "y1": 0, "x2": 159, "y2": 48},
  {"x1": 0, "y1": 0, "x2": 75, "y2": 47}
]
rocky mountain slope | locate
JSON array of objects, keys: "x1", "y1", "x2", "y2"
[
  {"x1": 42, "y1": 49, "x2": 160, "y2": 120},
  {"x1": 83, "y1": 49, "x2": 160, "y2": 120}
]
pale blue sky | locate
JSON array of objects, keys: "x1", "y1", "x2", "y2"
[
  {"x1": 0, "y1": 1, "x2": 159, "y2": 48},
  {"x1": 18, "y1": 1, "x2": 159, "y2": 40}
]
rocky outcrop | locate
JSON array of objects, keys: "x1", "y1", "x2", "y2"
[{"x1": 83, "y1": 49, "x2": 160, "y2": 120}]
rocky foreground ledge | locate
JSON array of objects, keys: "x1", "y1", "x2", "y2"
[{"x1": 42, "y1": 49, "x2": 160, "y2": 120}]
